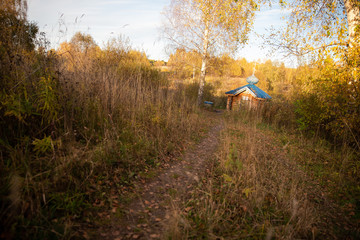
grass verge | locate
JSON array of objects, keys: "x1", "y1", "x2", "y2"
[{"x1": 165, "y1": 111, "x2": 359, "y2": 239}]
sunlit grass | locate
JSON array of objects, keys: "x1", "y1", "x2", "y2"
[{"x1": 166, "y1": 110, "x2": 359, "y2": 239}]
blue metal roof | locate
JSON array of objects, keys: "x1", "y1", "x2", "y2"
[{"x1": 225, "y1": 84, "x2": 272, "y2": 99}]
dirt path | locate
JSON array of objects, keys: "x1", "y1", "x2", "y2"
[{"x1": 99, "y1": 113, "x2": 223, "y2": 239}]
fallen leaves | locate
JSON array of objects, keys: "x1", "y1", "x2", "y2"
[
  {"x1": 91, "y1": 121, "x2": 223, "y2": 239},
  {"x1": 150, "y1": 233, "x2": 160, "y2": 238},
  {"x1": 184, "y1": 206, "x2": 193, "y2": 212}
]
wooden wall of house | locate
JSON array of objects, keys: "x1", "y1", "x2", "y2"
[{"x1": 227, "y1": 92, "x2": 262, "y2": 110}]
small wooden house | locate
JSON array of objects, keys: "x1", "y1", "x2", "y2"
[{"x1": 225, "y1": 74, "x2": 271, "y2": 110}]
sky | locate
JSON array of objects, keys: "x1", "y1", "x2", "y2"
[{"x1": 27, "y1": 0, "x2": 293, "y2": 66}]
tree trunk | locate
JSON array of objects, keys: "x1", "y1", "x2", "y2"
[
  {"x1": 197, "y1": 56, "x2": 207, "y2": 105},
  {"x1": 344, "y1": 0, "x2": 360, "y2": 84},
  {"x1": 197, "y1": 27, "x2": 209, "y2": 106},
  {"x1": 344, "y1": 0, "x2": 360, "y2": 44}
]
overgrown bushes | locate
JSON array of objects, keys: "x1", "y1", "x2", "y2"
[
  {"x1": 250, "y1": 45, "x2": 360, "y2": 150},
  {"x1": 293, "y1": 51, "x2": 360, "y2": 148}
]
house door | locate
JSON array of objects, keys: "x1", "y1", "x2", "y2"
[{"x1": 227, "y1": 96, "x2": 234, "y2": 110}]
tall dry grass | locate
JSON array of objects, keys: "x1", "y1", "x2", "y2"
[
  {"x1": 1, "y1": 33, "x2": 207, "y2": 239},
  {"x1": 165, "y1": 110, "x2": 358, "y2": 239}
]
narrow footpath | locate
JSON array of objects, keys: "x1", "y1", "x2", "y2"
[{"x1": 99, "y1": 113, "x2": 223, "y2": 239}]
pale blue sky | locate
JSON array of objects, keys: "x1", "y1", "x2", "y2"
[{"x1": 27, "y1": 0, "x2": 291, "y2": 65}]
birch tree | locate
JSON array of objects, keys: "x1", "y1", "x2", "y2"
[
  {"x1": 267, "y1": 0, "x2": 360, "y2": 146},
  {"x1": 267, "y1": 0, "x2": 359, "y2": 58},
  {"x1": 162, "y1": 0, "x2": 261, "y2": 105}
]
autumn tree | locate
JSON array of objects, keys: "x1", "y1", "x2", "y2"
[
  {"x1": 266, "y1": 0, "x2": 360, "y2": 145},
  {"x1": 70, "y1": 31, "x2": 98, "y2": 53},
  {"x1": 267, "y1": 0, "x2": 359, "y2": 59},
  {"x1": 162, "y1": 0, "x2": 263, "y2": 105},
  {"x1": 168, "y1": 48, "x2": 201, "y2": 79},
  {"x1": 0, "y1": 0, "x2": 38, "y2": 89}
]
